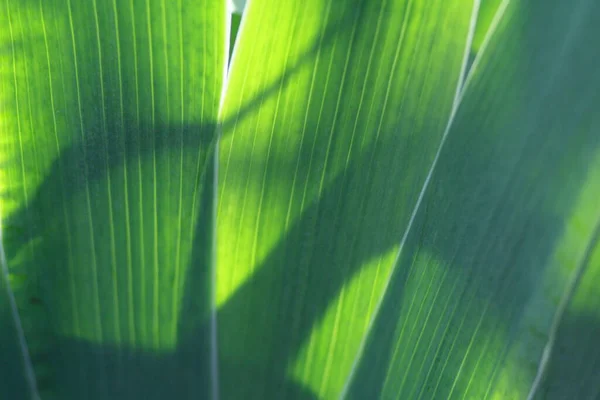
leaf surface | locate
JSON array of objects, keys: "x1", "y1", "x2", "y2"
[
  {"x1": 216, "y1": 0, "x2": 477, "y2": 397},
  {"x1": 344, "y1": 0, "x2": 600, "y2": 398},
  {"x1": 0, "y1": 0, "x2": 225, "y2": 398}
]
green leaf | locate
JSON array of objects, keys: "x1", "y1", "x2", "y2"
[
  {"x1": 532, "y1": 206, "x2": 600, "y2": 398},
  {"x1": 3, "y1": 0, "x2": 599, "y2": 399},
  {"x1": 464, "y1": 0, "x2": 502, "y2": 80},
  {"x1": 344, "y1": 0, "x2": 600, "y2": 398},
  {"x1": 216, "y1": 0, "x2": 477, "y2": 398},
  {"x1": 229, "y1": 12, "x2": 242, "y2": 59},
  {"x1": 0, "y1": 0, "x2": 225, "y2": 398},
  {"x1": 471, "y1": 0, "x2": 502, "y2": 53}
]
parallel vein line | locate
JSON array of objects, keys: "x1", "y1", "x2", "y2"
[
  {"x1": 145, "y1": 0, "x2": 160, "y2": 347},
  {"x1": 172, "y1": 0, "x2": 185, "y2": 347},
  {"x1": 293, "y1": 0, "x2": 336, "y2": 380},
  {"x1": 394, "y1": 258, "x2": 446, "y2": 396},
  {"x1": 93, "y1": 0, "x2": 122, "y2": 345},
  {"x1": 341, "y1": 0, "x2": 487, "y2": 393},
  {"x1": 300, "y1": 0, "x2": 349, "y2": 382},
  {"x1": 294, "y1": 0, "x2": 333, "y2": 218},
  {"x1": 382, "y1": 4, "x2": 455, "y2": 393},
  {"x1": 527, "y1": 216, "x2": 600, "y2": 400},
  {"x1": 1, "y1": 6, "x2": 38, "y2": 396},
  {"x1": 50, "y1": 4, "x2": 95, "y2": 390},
  {"x1": 376, "y1": 2, "x2": 438, "y2": 390},
  {"x1": 462, "y1": 212, "x2": 534, "y2": 399},
  {"x1": 129, "y1": 0, "x2": 147, "y2": 346},
  {"x1": 0, "y1": 221, "x2": 39, "y2": 399},
  {"x1": 221, "y1": 0, "x2": 270, "y2": 297},
  {"x1": 334, "y1": 10, "x2": 386, "y2": 368},
  {"x1": 330, "y1": 0, "x2": 397, "y2": 371},
  {"x1": 40, "y1": 0, "x2": 79, "y2": 337},
  {"x1": 67, "y1": 0, "x2": 103, "y2": 342},
  {"x1": 430, "y1": 178, "x2": 519, "y2": 397},
  {"x1": 19, "y1": 6, "x2": 43, "y2": 253},
  {"x1": 187, "y1": 0, "x2": 210, "y2": 273},
  {"x1": 380, "y1": 248, "x2": 429, "y2": 394},
  {"x1": 257, "y1": 4, "x2": 301, "y2": 217},
  {"x1": 247, "y1": 0, "x2": 290, "y2": 275},
  {"x1": 405, "y1": 267, "x2": 454, "y2": 400},
  {"x1": 233, "y1": 2, "x2": 285, "y2": 371},
  {"x1": 414, "y1": 272, "x2": 463, "y2": 400},
  {"x1": 159, "y1": 1, "x2": 170, "y2": 344},
  {"x1": 111, "y1": 0, "x2": 135, "y2": 345},
  {"x1": 315, "y1": 5, "x2": 362, "y2": 393},
  {"x1": 398, "y1": 271, "x2": 451, "y2": 399},
  {"x1": 281, "y1": 2, "x2": 317, "y2": 231}
]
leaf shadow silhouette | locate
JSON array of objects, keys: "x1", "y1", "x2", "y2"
[
  {"x1": 207, "y1": 134, "x2": 555, "y2": 399},
  {"x1": 208, "y1": 18, "x2": 600, "y2": 397},
  {"x1": 210, "y1": 135, "x2": 416, "y2": 399},
  {"x1": 1, "y1": 117, "x2": 218, "y2": 399},
  {"x1": 6, "y1": 1, "x2": 600, "y2": 399},
  {"x1": 1, "y1": 2, "x2": 362, "y2": 399},
  {"x1": 345, "y1": 114, "x2": 600, "y2": 398}
]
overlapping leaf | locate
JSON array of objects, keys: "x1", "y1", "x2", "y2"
[
  {"x1": 344, "y1": 0, "x2": 600, "y2": 398},
  {"x1": 216, "y1": 0, "x2": 477, "y2": 397},
  {"x1": 2, "y1": 0, "x2": 600, "y2": 399}
]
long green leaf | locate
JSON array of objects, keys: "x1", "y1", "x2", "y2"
[
  {"x1": 0, "y1": 0, "x2": 225, "y2": 398},
  {"x1": 216, "y1": 0, "x2": 478, "y2": 398},
  {"x1": 344, "y1": 0, "x2": 600, "y2": 398}
]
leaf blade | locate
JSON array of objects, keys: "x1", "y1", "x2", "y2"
[
  {"x1": 0, "y1": 0, "x2": 226, "y2": 398},
  {"x1": 344, "y1": 0, "x2": 600, "y2": 398},
  {"x1": 217, "y1": 0, "x2": 477, "y2": 397}
]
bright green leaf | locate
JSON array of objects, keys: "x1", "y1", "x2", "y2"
[
  {"x1": 2, "y1": 0, "x2": 600, "y2": 399},
  {"x1": 0, "y1": 0, "x2": 225, "y2": 398},
  {"x1": 216, "y1": 0, "x2": 477, "y2": 398}
]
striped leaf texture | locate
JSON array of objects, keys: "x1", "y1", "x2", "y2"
[
  {"x1": 2, "y1": 0, "x2": 600, "y2": 399},
  {"x1": 0, "y1": 0, "x2": 225, "y2": 398}
]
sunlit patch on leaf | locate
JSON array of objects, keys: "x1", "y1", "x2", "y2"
[{"x1": 288, "y1": 246, "x2": 398, "y2": 398}]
